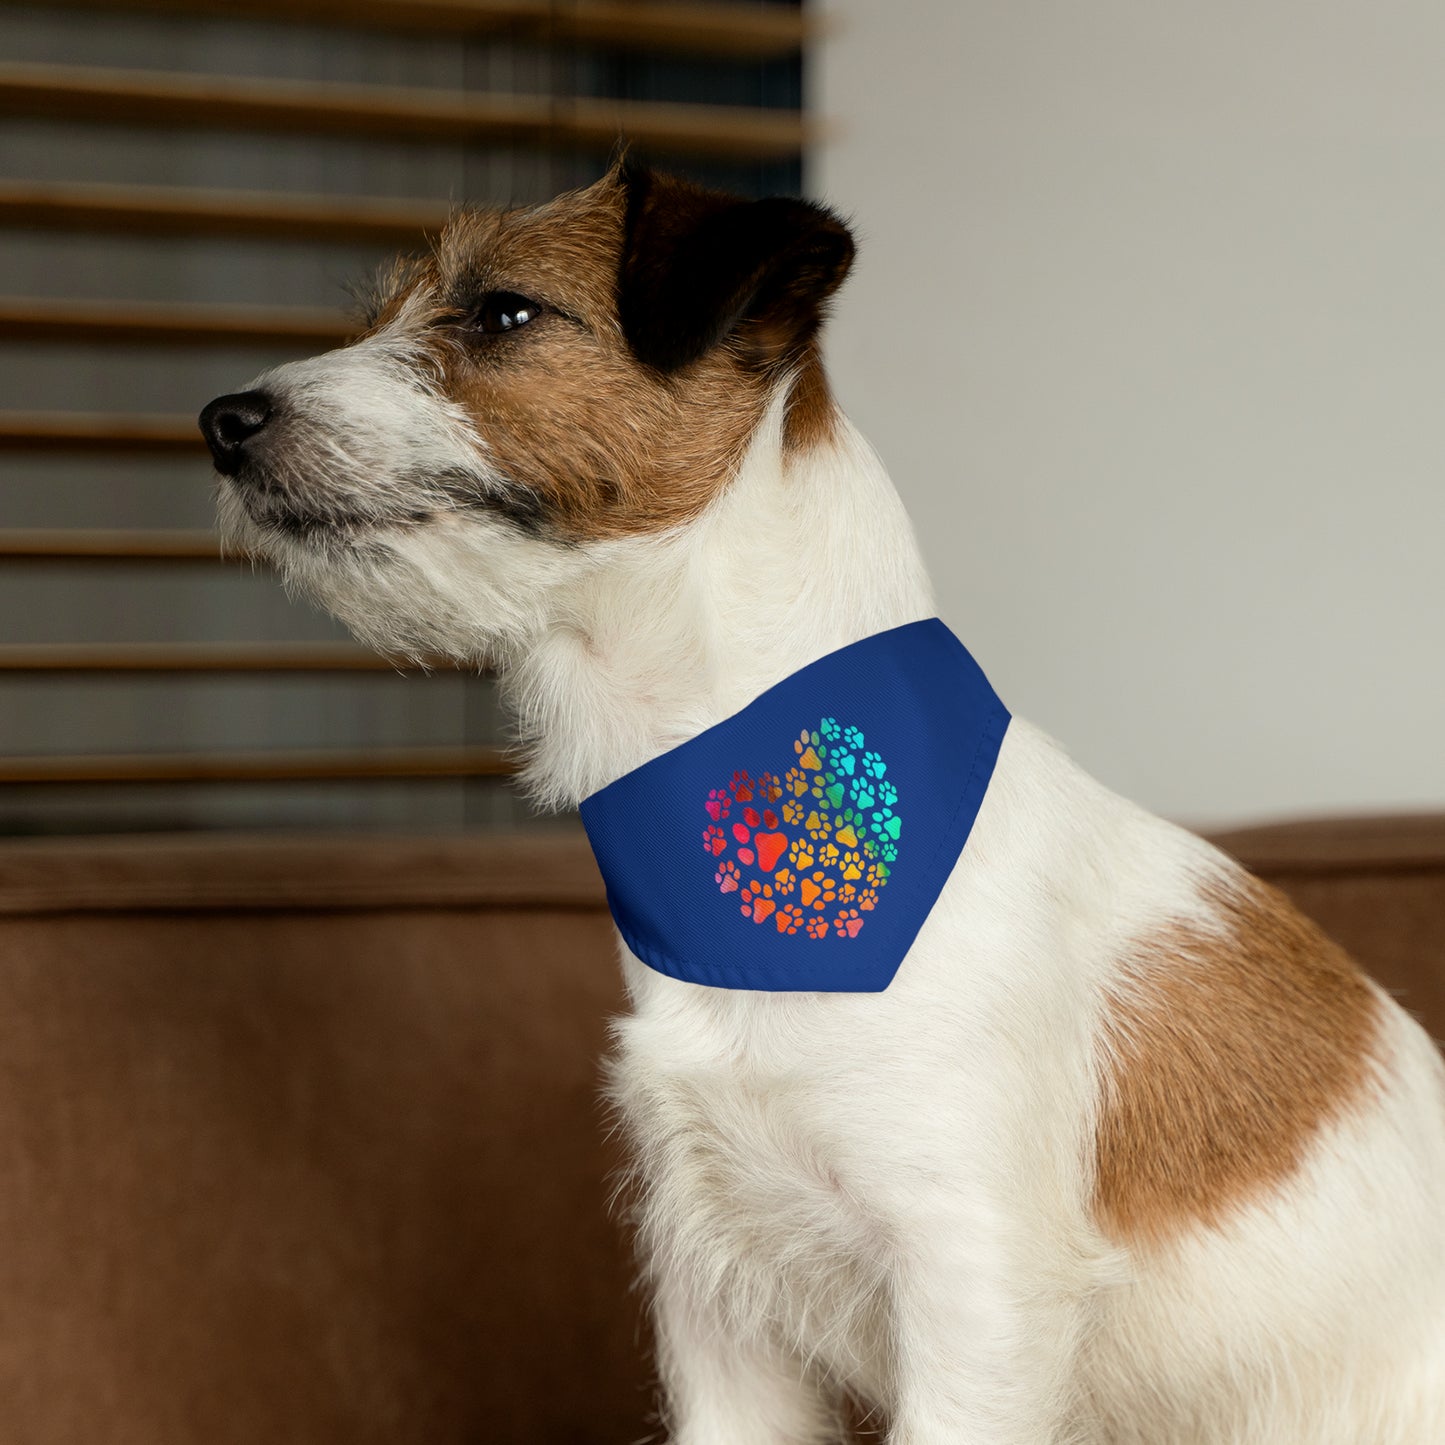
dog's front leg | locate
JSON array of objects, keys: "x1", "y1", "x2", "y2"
[
  {"x1": 882, "y1": 1211, "x2": 1092, "y2": 1445},
  {"x1": 653, "y1": 1274, "x2": 844, "y2": 1445}
]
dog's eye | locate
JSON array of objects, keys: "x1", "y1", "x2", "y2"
[{"x1": 472, "y1": 291, "x2": 542, "y2": 334}]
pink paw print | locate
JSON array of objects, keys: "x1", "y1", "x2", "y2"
[
  {"x1": 704, "y1": 787, "x2": 731, "y2": 822},
  {"x1": 715, "y1": 860, "x2": 741, "y2": 894},
  {"x1": 834, "y1": 908, "x2": 864, "y2": 939}
]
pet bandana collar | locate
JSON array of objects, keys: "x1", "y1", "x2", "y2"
[{"x1": 579, "y1": 618, "x2": 1010, "y2": 993}]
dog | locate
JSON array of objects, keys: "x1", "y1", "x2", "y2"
[{"x1": 200, "y1": 161, "x2": 1445, "y2": 1444}]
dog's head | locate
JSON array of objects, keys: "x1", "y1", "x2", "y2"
[{"x1": 200, "y1": 163, "x2": 854, "y2": 661}]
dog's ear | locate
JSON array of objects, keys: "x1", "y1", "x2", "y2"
[{"x1": 617, "y1": 162, "x2": 855, "y2": 374}]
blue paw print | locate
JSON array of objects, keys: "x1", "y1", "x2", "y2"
[
  {"x1": 843, "y1": 725, "x2": 865, "y2": 750},
  {"x1": 832, "y1": 749, "x2": 857, "y2": 776},
  {"x1": 849, "y1": 775, "x2": 876, "y2": 810},
  {"x1": 862, "y1": 751, "x2": 887, "y2": 779},
  {"x1": 876, "y1": 779, "x2": 898, "y2": 808},
  {"x1": 871, "y1": 807, "x2": 901, "y2": 842},
  {"x1": 819, "y1": 717, "x2": 841, "y2": 741}
]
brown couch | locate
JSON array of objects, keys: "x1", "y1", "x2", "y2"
[{"x1": 0, "y1": 817, "x2": 1440, "y2": 1443}]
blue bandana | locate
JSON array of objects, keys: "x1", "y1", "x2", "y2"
[{"x1": 579, "y1": 619, "x2": 1010, "y2": 993}]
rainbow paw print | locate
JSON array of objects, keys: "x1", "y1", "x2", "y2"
[{"x1": 701, "y1": 717, "x2": 902, "y2": 942}]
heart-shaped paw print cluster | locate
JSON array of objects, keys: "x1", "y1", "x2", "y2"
[{"x1": 702, "y1": 717, "x2": 900, "y2": 940}]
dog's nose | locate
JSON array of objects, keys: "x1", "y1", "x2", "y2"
[{"x1": 199, "y1": 390, "x2": 273, "y2": 475}]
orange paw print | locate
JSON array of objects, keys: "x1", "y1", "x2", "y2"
[
  {"x1": 731, "y1": 770, "x2": 754, "y2": 802},
  {"x1": 816, "y1": 841, "x2": 840, "y2": 869},
  {"x1": 834, "y1": 908, "x2": 864, "y2": 939},
  {"x1": 800, "y1": 871, "x2": 837, "y2": 911},
  {"x1": 755, "y1": 772, "x2": 783, "y2": 804},
  {"x1": 839, "y1": 850, "x2": 865, "y2": 881},
  {"x1": 784, "y1": 766, "x2": 809, "y2": 797},
  {"x1": 740, "y1": 881, "x2": 775, "y2": 924},
  {"x1": 775, "y1": 903, "x2": 804, "y2": 935},
  {"x1": 793, "y1": 730, "x2": 824, "y2": 770},
  {"x1": 857, "y1": 886, "x2": 879, "y2": 911},
  {"x1": 715, "y1": 860, "x2": 741, "y2": 893},
  {"x1": 702, "y1": 825, "x2": 726, "y2": 856},
  {"x1": 838, "y1": 881, "x2": 857, "y2": 902},
  {"x1": 773, "y1": 867, "x2": 796, "y2": 895},
  {"x1": 788, "y1": 839, "x2": 815, "y2": 871},
  {"x1": 805, "y1": 915, "x2": 829, "y2": 939},
  {"x1": 866, "y1": 862, "x2": 889, "y2": 889},
  {"x1": 782, "y1": 798, "x2": 803, "y2": 825}
]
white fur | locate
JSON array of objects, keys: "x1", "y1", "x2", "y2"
[{"x1": 220, "y1": 348, "x2": 1445, "y2": 1444}]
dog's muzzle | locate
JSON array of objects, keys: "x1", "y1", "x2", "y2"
[{"x1": 199, "y1": 390, "x2": 273, "y2": 476}]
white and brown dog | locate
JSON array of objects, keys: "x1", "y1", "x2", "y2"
[{"x1": 201, "y1": 163, "x2": 1445, "y2": 1444}]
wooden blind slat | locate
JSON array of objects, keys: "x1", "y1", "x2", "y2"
[
  {"x1": 0, "y1": 0, "x2": 810, "y2": 58},
  {"x1": 0, "y1": 412, "x2": 202, "y2": 452},
  {"x1": 0, "y1": 745, "x2": 513, "y2": 783},
  {"x1": 0, "y1": 297, "x2": 353, "y2": 348},
  {"x1": 0, "y1": 62, "x2": 812, "y2": 161},
  {"x1": 0, "y1": 180, "x2": 448, "y2": 245},
  {"x1": 0, "y1": 529, "x2": 227, "y2": 561},
  {"x1": 0, "y1": 643, "x2": 430, "y2": 672}
]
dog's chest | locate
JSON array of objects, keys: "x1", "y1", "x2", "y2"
[{"x1": 612, "y1": 999, "x2": 890, "y2": 1387}]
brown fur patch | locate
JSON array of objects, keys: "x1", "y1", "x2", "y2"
[{"x1": 1093, "y1": 872, "x2": 1382, "y2": 1247}]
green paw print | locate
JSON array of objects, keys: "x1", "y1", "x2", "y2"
[
  {"x1": 849, "y1": 775, "x2": 876, "y2": 810},
  {"x1": 819, "y1": 717, "x2": 841, "y2": 741},
  {"x1": 861, "y1": 751, "x2": 887, "y2": 779},
  {"x1": 870, "y1": 806, "x2": 902, "y2": 842},
  {"x1": 877, "y1": 840, "x2": 898, "y2": 864},
  {"x1": 876, "y1": 779, "x2": 898, "y2": 808},
  {"x1": 810, "y1": 771, "x2": 846, "y2": 810}
]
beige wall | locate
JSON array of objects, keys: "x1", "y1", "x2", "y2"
[{"x1": 814, "y1": 1, "x2": 1445, "y2": 827}]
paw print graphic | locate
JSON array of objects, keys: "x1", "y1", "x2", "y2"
[
  {"x1": 773, "y1": 867, "x2": 796, "y2": 895},
  {"x1": 843, "y1": 725, "x2": 865, "y2": 751},
  {"x1": 866, "y1": 861, "x2": 890, "y2": 889},
  {"x1": 740, "y1": 881, "x2": 775, "y2": 924},
  {"x1": 702, "y1": 825, "x2": 726, "y2": 856},
  {"x1": 805, "y1": 915, "x2": 829, "y2": 939},
  {"x1": 805, "y1": 810, "x2": 832, "y2": 841},
  {"x1": 832, "y1": 808, "x2": 865, "y2": 848},
  {"x1": 819, "y1": 717, "x2": 841, "y2": 741},
  {"x1": 784, "y1": 766, "x2": 809, "y2": 797},
  {"x1": 861, "y1": 837, "x2": 878, "y2": 859},
  {"x1": 816, "y1": 841, "x2": 841, "y2": 870},
  {"x1": 848, "y1": 776, "x2": 877, "y2": 811},
  {"x1": 715, "y1": 860, "x2": 741, "y2": 893},
  {"x1": 876, "y1": 778, "x2": 898, "y2": 808},
  {"x1": 858, "y1": 886, "x2": 879, "y2": 911},
  {"x1": 788, "y1": 838, "x2": 815, "y2": 871},
  {"x1": 755, "y1": 772, "x2": 783, "y2": 804},
  {"x1": 782, "y1": 798, "x2": 804, "y2": 826},
  {"x1": 870, "y1": 807, "x2": 902, "y2": 843},
  {"x1": 731, "y1": 770, "x2": 754, "y2": 802},
  {"x1": 705, "y1": 787, "x2": 731, "y2": 822},
  {"x1": 810, "y1": 772, "x2": 845, "y2": 810},
  {"x1": 838, "y1": 881, "x2": 858, "y2": 902},
  {"x1": 861, "y1": 751, "x2": 887, "y2": 780},
  {"x1": 877, "y1": 840, "x2": 898, "y2": 864},
  {"x1": 794, "y1": 730, "x2": 826, "y2": 770},
  {"x1": 834, "y1": 908, "x2": 864, "y2": 939},
  {"x1": 802, "y1": 871, "x2": 837, "y2": 910},
  {"x1": 839, "y1": 850, "x2": 865, "y2": 881},
  {"x1": 775, "y1": 903, "x2": 804, "y2": 935},
  {"x1": 742, "y1": 806, "x2": 761, "y2": 828}
]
